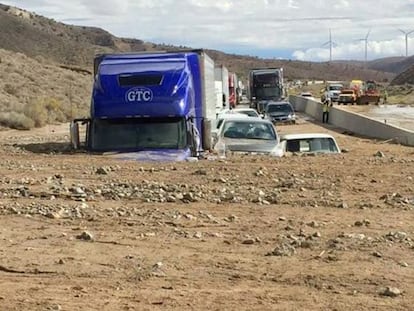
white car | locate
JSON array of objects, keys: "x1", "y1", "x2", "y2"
[
  {"x1": 217, "y1": 108, "x2": 260, "y2": 118},
  {"x1": 214, "y1": 113, "x2": 249, "y2": 132},
  {"x1": 279, "y1": 133, "x2": 341, "y2": 154},
  {"x1": 213, "y1": 117, "x2": 283, "y2": 156},
  {"x1": 300, "y1": 92, "x2": 316, "y2": 100}
]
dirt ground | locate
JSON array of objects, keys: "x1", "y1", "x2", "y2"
[{"x1": 0, "y1": 117, "x2": 413, "y2": 311}]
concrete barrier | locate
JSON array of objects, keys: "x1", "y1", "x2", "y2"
[{"x1": 289, "y1": 95, "x2": 414, "y2": 146}]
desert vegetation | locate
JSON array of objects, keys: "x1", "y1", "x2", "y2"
[{"x1": 0, "y1": 49, "x2": 91, "y2": 129}]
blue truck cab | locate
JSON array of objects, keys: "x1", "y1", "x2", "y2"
[{"x1": 70, "y1": 50, "x2": 216, "y2": 161}]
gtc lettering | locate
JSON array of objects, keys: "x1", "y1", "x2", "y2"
[{"x1": 126, "y1": 88, "x2": 153, "y2": 102}]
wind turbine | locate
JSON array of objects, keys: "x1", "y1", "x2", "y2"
[
  {"x1": 357, "y1": 29, "x2": 371, "y2": 65},
  {"x1": 398, "y1": 28, "x2": 414, "y2": 57},
  {"x1": 321, "y1": 29, "x2": 337, "y2": 62}
]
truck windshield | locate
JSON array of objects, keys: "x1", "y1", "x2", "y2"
[
  {"x1": 91, "y1": 117, "x2": 187, "y2": 151},
  {"x1": 255, "y1": 87, "x2": 281, "y2": 100},
  {"x1": 328, "y1": 85, "x2": 342, "y2": 91}
]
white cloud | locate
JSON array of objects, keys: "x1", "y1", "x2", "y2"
[
  {"x1": 2, "y1": 0, "x2": 414, "y2": 60},
  {"x1": 293, "y1": 37, "x2": 409, "y2": 61}
]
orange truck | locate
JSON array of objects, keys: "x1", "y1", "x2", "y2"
[{"x1": 348, "y1": 80, "x2": 381, "y2": 105}]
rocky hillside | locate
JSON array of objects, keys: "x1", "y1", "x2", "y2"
[
  {"x1": 0, "y1": 3, "x2": 410, "y2": 129},
  {"x1": 206, "y1": 50, "x2": 394, "y2": 82},
  {"x1": 0, "y1": 3, "x2": 396, "y2": 82},
  {"x1": 391, "y1": 64, "x2": 414, "y2": 85},
  {"x1": 0, "y1": 48, "x2": 92, "y2": 129}
]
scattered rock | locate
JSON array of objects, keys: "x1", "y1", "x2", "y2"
[
  {"x1": 242, "y1": 239, "x2": 255, "y2": 245},
  {"x1": 152, "y1": 262, "x2": 163, "y2": 270},
  {"x1": 96, "y1": 166, "x2": 111, "y2": 175},
  {"x1": 312, "y1": 231, "x2": 321, "y2": 238},
  {"x1": 76, "y1": 231, "x2": 94, "y2": 241},
  {"x1": 374, "y1": 151, "x2": 385, "y2": 158},
  {"x1": 307, "y1": 221, "x2": 319, "y2": 228},
  {"x1": 265, "y1": 243, "x2": 296, "y2": 257},
  {"x1": 278, "y1": 217, "x2": 287, "y2": 221},
  {"x1": 193, "y1": 169, "x2": 207, "y2": 176},
  {"x1": 193, "y1": 232, "x2": 202, "y2": 239},
  {"x1": 225, "y1": 215, "x2": 238, "y2": 222},
  {"x1": 372, "y1": 251, "x2": 382, "y2": 258},
  {"x1": 184, "y1": 214, "x2": 196, "y2": 221},
  {"x1": 380, "y1": 286, "x2": 402, "y2": 297},
  {"x1": 338, "y1": 202, "x2": 349, "y2": 209}
]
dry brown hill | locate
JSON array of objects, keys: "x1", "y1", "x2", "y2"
[
  {"x1": 0, "y1": 48, "x2": 92, "y2": 129},
  {"x1": 0, "y1": 3, "x2": 409, "y2": 129},
  {"x1": 390, "y1": 64, "x2": 414, "y2": 85},
  {"x1": 367, "y1": 56, "x2": 414, "y2": 74},
  {"x1": 0, "y1": 3, "x2": 396, "y2": 82},
  {"x1": 205, "y1": 49, "x2": 394, "y2": 82}
]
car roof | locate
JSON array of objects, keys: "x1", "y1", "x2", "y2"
[
  {"x1": 280, "y1": 133, "x2": 336, "y2": 140},
  {"x1": 267, "y1": 101, "x2": 292, "y2": 105},
  {"x1": 233, "y1": 108, "x2": 257, "y2": 112},
  {"x1": 222, "y1": 116, "x2": 272, "y2": 124},
  {"x1": 217, "y1": 113, "x2": 249, "y2": 120}
]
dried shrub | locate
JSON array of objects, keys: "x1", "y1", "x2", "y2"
[
  {"x1": 24, "y1": 97, "x2": 76, "y2": 127},
  {"x1": 3, "y1": 83, "x2": 18, "y2": 95},
  {"x1": 0, "y1": 111, "x2": 35, "y2": 130}
]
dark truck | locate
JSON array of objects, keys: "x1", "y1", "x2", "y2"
[{"x1": 248, "y1": 68, "x2": 284, "y2": 113}]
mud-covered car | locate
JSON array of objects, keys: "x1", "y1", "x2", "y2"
[
  {"x1": 280, "y1": 133, "x2": 341, "y2": 154},
  {"x1": 213, "y1": 117, "x2": 283, "y2": 156},
  {"x1": 263, "y1": 101, "x2": 296, "y2": 124}
]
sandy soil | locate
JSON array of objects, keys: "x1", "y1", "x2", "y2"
[{"x1": 0, "y1": 117, "x2": 413, "y2": 311}]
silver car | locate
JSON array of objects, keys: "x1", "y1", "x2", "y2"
[{"x1": 213, "y1": 117, "x2": 283, "y2": 156}]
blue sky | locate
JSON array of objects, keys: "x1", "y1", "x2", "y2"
[{"x1": 3, "y1": 0, "x2": 414, "y2": 61}]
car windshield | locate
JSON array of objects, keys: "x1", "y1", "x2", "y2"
[
  {"x1": 329, "y1": 85, "x2": 342, "y2": 91},
  {"x1": 91, "y1": 117, "x2": 187, "y2": 151},
  {"x1": 341, "y1": 90, "x2": 354, "y2": 94},
  {"x1": 266, "y1": 104, "x2": 293, "y2": 114},
  {"x1": 301, "y1": 93, "x2": 312, "y2": 97},
  {"x1": 222, "y1": 121, "x2": 276, "y2": 140},
  {"x1": 286, "y1": 137, "x2": 338, "y2": 153}
]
